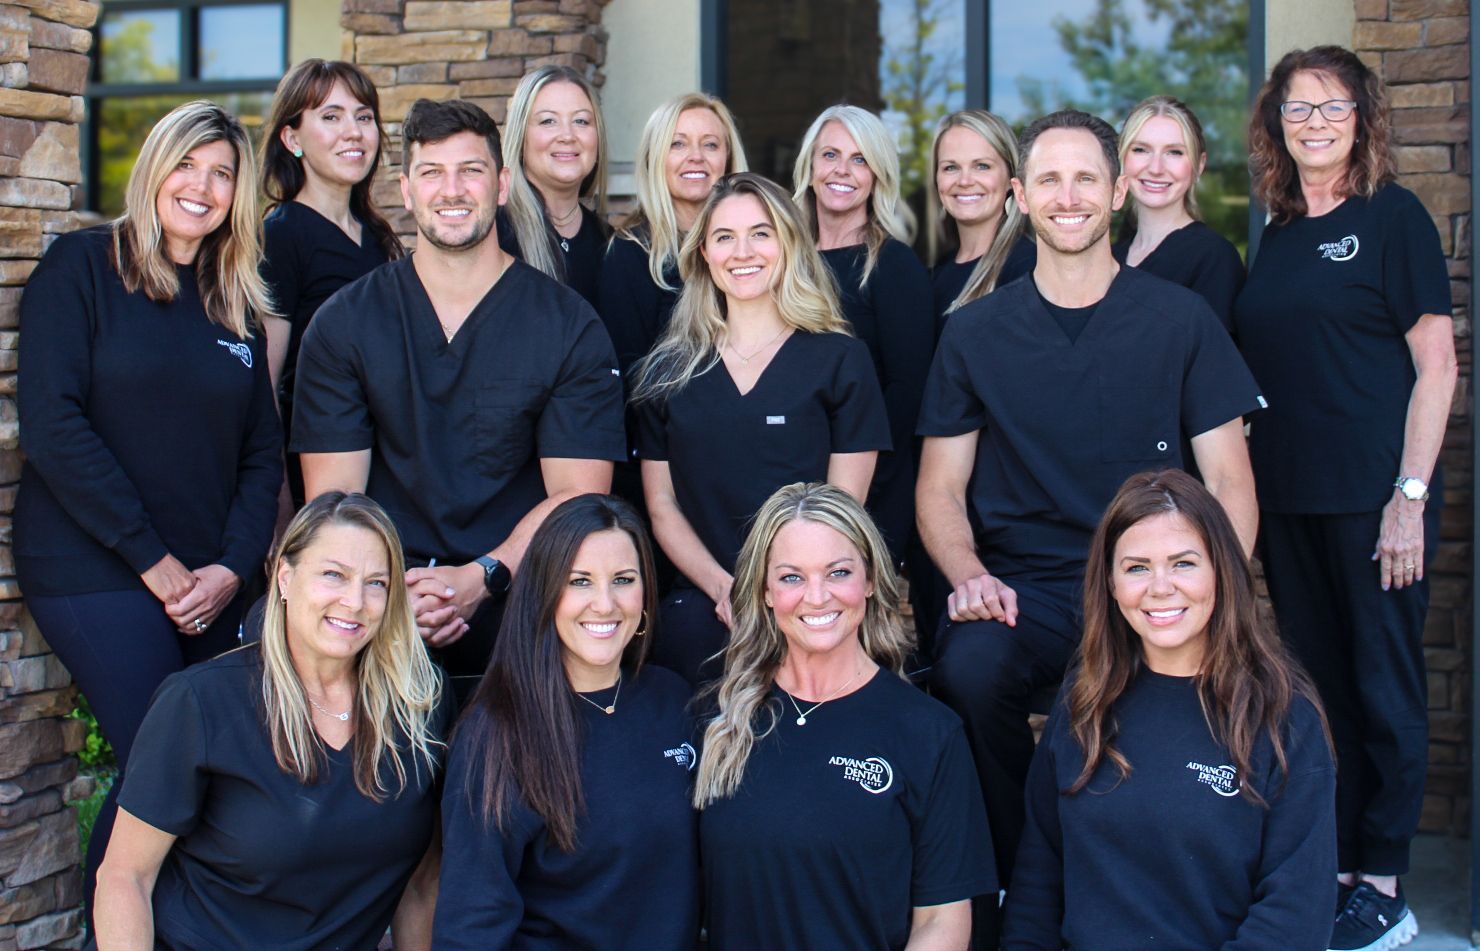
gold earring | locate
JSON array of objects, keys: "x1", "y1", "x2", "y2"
[{"x1": 634, "y1": 610, "x2": 648, "y2": 636}]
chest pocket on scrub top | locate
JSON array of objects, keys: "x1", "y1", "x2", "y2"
[
  {"x1": 1097, "y1": 384, "x2": 1179, "y2": 464},
  {"x1": 474, "y1": 379, "x2": 547, "y2": 476}
]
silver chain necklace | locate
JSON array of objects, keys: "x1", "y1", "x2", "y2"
[
  {"x1": 725, "y1": 326, "x2": 789, "y2": 365},
  {"x1": 783, "y1": 666, "x2": 863, "y2": 726},
  {"x1": 576, "y1": 673, "x2": 621, "y2": 715},
  {"x1": 306, "y1": 693, "x2": 350, "y2": 722}
]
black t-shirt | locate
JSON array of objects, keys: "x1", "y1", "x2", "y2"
[
  {"x1": 918, "y1": 267, "x2": 1264, "y2": 581},
  {"x1": 433, "y1": 666, "x2": 700, "y2": 950},
  {"x1": 820, "y1": 239, "x2": 934, "y2": 556},
  {"x1": 596, "y1": 230, "x2": 681, "y2": 377},
  {"x1": 1034, "y1": 281, "x2": 1097, "y2": 344},
  {"x1": 701, "y1": 670, "x2": 996, "y2": 951},
  {"x1": 931, "y1": 236, "x2": 1037, "y2": 337},
  {"x1": 635, "y1": 332, "x2": 891, "y2": 576},
  {"x1": 496, "y1": 205, "x2": 605, "y2": 309},
  {"x1": 15, "y1": 226, "x2": 282, "y2": 596},
  {"x1": 1004, "y1": 671, "x2": 1336, "y2": 951},
  {"x1": 291, "y1": 257, "x2": 627, "y2": 563},
  {"x1": 118, "y1": 645, "x2": 454, "y2": 950},
  {"x1": 1113, "y1": 220, "x2": 1245, "y2": 329},
  {"x1": 1233, "y1": 183, "x2": 1450, "y2": 513}
]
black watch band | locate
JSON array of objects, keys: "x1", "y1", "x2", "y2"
[{"x1": 474, "y1": 555, "x2": 512, "y2": 597}]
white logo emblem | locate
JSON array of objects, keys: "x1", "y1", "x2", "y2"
[
  {"x1": 829, "y1": 754, "x2": 893, "y2": 794},
  {"x1": 1185, "y1": 760, "x2": 1240, "y2": 797},
  {"x1": 217, "y1": 339, "x2": 253, "y2": 368},
  {"x1": 664, "y1": 742, "x2": 696, "y2": 771},
  {"x1": 766, "y1": 415, "x2": 786, "y2": 425},
  {"x1": 1256, "y1": 395, "x2": 1269, "y2": 409},
  {"x1": 1317, "y1": 235, "x2": 1359, "y2": 261}
]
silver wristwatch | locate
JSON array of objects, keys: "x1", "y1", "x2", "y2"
[{"x1": 1394, "y1": 476, "x2": 1430, "y2": 502}]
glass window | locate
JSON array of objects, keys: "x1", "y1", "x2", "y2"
[
  {"x1": 199, "y1": 4, "x2": 286, "y2": 81},
  {"x1": 99, "y1": 9, "x2": 181, "y2": 84}
]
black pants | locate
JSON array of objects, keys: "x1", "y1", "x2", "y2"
[
  {"x1": 28, "y1": 587, "x2": 244, "y2": 928},
  {"x1": 929, "y1": 576, "x2": 1082, "y2": 887},
  {"x1": 432, "y1": 596, "x2": 507, "y2": 709},
  {"x1": 1260, "y1": 508, "x2": 1436, "y2": 876},
  {"x1": 651, "y1": 585, "x2": 729, "y2": 690}
]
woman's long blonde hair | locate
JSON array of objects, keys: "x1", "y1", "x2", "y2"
[
  {"x1": 503, "y1": 66, "x2": 609, "y2": 281},
  {"x1": 793, "y1": 104, "x2": 915, "y2": 287},
  {"x1": 261, "y1": 492, "x2": 443, "y2": 801},
  {"x1": 631, "y1": 172, "x2": 849, "y2": 402},
  {"x1": 113, "y1": 100, "x2": 270, "y2": 339},
  {"x1": 694, "y1": 482, "x2": 911, "y2": 807},
  {"x1": 928, "y1": 110, "x2": 1028, "y2": 313},
  {"x1": 615, "y1": 93, "x2": 748, "y2": 290}
]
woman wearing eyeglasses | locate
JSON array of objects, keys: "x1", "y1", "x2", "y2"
[{"x1": 1233, "y1": 46, "x2": 1456, "y2": 951}]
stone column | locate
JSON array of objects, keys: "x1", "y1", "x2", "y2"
[{"x1": 0, "y1": 0, "x2": 98, "y2": 946}]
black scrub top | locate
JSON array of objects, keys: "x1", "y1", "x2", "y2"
[
  {"x1": 433, "y1": 666, "x2": 700, "y2": 950},
  {"x1": 820, "y1": 238, "x2": 934, "y2": 558},
  {"x1": 597, "y1": 229, "x2": 681, "y2": 377},
  {"x1": 291, "y1": 257, "x2": 627, "y2": 564},
  {"x1": 1112, "y1": 220, "x2": 1245, "y2": 329},
  {"x1": 1233, "y1": 182, "x2": 1450, "y2": 514},
  {"x1": 635, "y1": 331, "x2": 891, "y2": 577},
  {"x1": 918, "y1": 267, "x2": 1264, "y2": 581},
  {"x1": 118, "y1": 645, "x2": 453, "y2": 951},
  {"x1": 700, "y1": 669, "x2": 996, "y2": 951},
  {"x1": 496, "y1": 204, "x2": 605, "y2": 309},
  {"x1": 931, "y1": 236, "x2": 1037, "y2": 336}
]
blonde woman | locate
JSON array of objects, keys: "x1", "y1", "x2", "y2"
[
  {"x1": 16, "y1": 100, "x2": 282, "y2": 926},
  {"x1": 632, "y1": 173, "x2": 889, "y2": 687},
  {"x1": 930, "y1": 109, "x2": 1034, "y2": 330},
  {"x1": 1113, "y1": 95, "x2": 1244, "y2": 327},
  {"x1": 793, "y1": 104, "x2": 931, "y2": 566},
  {"x1": 499, "y1": 65, "x2": 609, "y2": 305},
  {"x1": 598, "y1": 92, "x2": 748, "y2": 375},
  {"x1": 95, "y1": 492, "x2": 451, "y2": 949},
  {"x1": 695, "y1": 482, "x2": 994, "y2": 950}
]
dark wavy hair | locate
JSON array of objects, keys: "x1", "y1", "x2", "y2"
[
  {"x1": 1250, "y1": 45, "x2": 1396, "y2": 224},
  {"x1": 458, "y1": 494, "x2": 658, "y2": 851},
  {"x1": 259, "y1": 59, "x2": 402, "y2": 260},
  {"x1": 1068, "y1": 470, "x2": 1330, "y2": 807}
]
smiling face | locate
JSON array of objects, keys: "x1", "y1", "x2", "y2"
[
  {"x1": 1281, "y1": 69, "x2": 1358, "y2": 177},
  {"x1": 666, "y1": 107, "x2": 730, "y2": 218},
  {"x1": 703, "y1": 193, "x2": 781, "y2": 304},
  {"x1": 523, "y1": 80, "x2": 598, "y2": 196},
  {"x1": 936, "y1": 125, "x2": 1011, "y2": 228},
  {"x1": 282, "y1": 79, "x2": 378, "y2": 192},
  {"x1": 1121, "y1": 115, "x2": 1201, "y2": 215},
  {"x1": 156, "y1": 138, "x2": 237, "y2": 264},
  {"x1": 279, "y1": 522, "x2": 391, "y2": 665},
  {"x1": 400, "y1": 130, "x2": 508, "y2": 252},
  {"x1": 809, "y1": 120, "x2": 874, "y2": 221},
  {"x1": 1110, "y1": 511, "x2": 1215, "y2": 676},
  {"x1": 554, "y1": 529, "x2": 645, "y2": 692},
  {"x1": 764, "y1": 519, "x2": 874, "y2": 659},
  {"x1": 1013, "y1": 127, "x2": 1127, "y2": 257}
]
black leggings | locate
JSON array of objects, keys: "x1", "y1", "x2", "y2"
[{"x1": 28, "y1": 587, "x2": 243, "y2": 926}]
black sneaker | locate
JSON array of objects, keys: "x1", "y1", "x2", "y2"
[
  {"x1": 1328, "y1": 881, "x2": 1418, "y2": 950},
  {"x1": 1336, "y1": 880, "x2": 1355, "y2": 918}
]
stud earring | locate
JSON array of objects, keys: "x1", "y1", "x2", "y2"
[{"x1": 292, "y1": 148, "x2": 303, "y2": 158}]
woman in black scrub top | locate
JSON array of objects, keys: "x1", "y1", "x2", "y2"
[
  {"x1": 599, "y1": 92, "x2": 748, "y2": 376},
  {"x1": 1003, "y1": 470, "x2": 1336, "y2": 951},
  {"x1": 930, "y1": 109, "x2": 1033, "y2": 332},
  {"x1": 498, "y1": 65, "x2": 609, "y2": 307},
  {"x1": 1234, "y1": 46, "x2": 1456, "y2": 951},
  {"x1": 632, "y1": 172, "x2": 890, "y2": 688},
  {"x1": 260, "y1": 59, "x2": 402, "y2": 503},
  {"x1": 95, "y1": 493, "x2": 449, "y2": 949},
  {"x1": 1113, "y1": 96, "x2": 1244, "y2": 328},
  {"x1": 433, "y1": 494, "x2": 699, "y2": 950},
  {"x1": 695, "y1": 482, "x2": 994, "y2": 950},
  {"x1": 793, "y1": 104, "x2": 931, "y2": 565}
]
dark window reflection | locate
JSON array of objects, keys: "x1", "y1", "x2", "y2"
[
  {"x1": 99, "y1": 9, "x2": 181, "y2": 84},
  {"x1": 199, "y1": 4, "x2": 286, "y2": 81}
]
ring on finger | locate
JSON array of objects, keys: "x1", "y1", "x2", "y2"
[{"x1": 192, "y1": 618, "x2": 206, "y2": 632}]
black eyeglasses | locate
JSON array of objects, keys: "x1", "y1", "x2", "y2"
[{"x1": 1279, "y1": 99, "x2": 1358, "y2": 122}]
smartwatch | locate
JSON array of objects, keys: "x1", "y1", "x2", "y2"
[
  {"x1": 1394, "y1": 476, "x2": 1430, "y2": 502},
  {"x1": 474, "y1": 555, "x2": 512, "y2": 597}
]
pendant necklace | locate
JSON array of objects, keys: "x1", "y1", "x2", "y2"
[
  {"x1": 306, "y1": 693, "x2": 350, "y2": 722},
  {"x1": 551, "y1": 202, "x2": 579, "y2": 254},
  {"x1": 783, "y1": 666, "x2": 863, "y2": 726},
  {"x1": 725, "y1": 326, "x2": 789, "y2": 365},
  {"x1": 577, "y1": 673, "x2": 621, "y2": 715}
]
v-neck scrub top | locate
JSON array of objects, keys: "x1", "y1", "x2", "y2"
[
  {"x1": 930, "y1": 237, "x2": 1037, "y2": 337},
  {"x1": 1113, "y1": 220, "x2": 1245, "y2": 330},
  {"x1": 700, "y1": 670, "x2": 996, "y2": 951},
  {"x1": 291, "y1": 258, "x2": 627, "y2": 564},
  {"x1": 917, "y1": 267, "x2": 1264, "y2": 581},
  {"x1": 635, "y1": 331, "x2": 891, "y2": 575},
  {"x1": 118, "y1": 645, "x2": 454, "y2": 950}
]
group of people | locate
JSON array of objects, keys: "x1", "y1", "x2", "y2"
[{"x1": 15, "y1": 37, "x2": 1455, "y2": 951}]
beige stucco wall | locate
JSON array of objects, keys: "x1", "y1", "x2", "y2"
[
  {"x1": 289, "y1": 0, "x2": 344, "y2": 65},
  {"x1": 1265, "y1": 0, "x2": 1357, "y2": 70},
  {"x1": 601, "y1": 0, "x2": 703, "y2": 193}
]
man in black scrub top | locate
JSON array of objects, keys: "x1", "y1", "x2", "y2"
[
  {"x1": 915, "y1": 110, "x2": 1263, "y2": 944},
  {"x1": 293, "y1": 99, "x2": 626, "y2": 700}
]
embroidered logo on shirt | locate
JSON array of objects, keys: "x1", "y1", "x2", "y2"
[
  {"x1": 664, "y1": 742, "x2": 697, "y2": 771},
  {"x1": 766, "y1": 416, "x2": 786, "y2": 425},
  {"x1": 217, "y1": 339, "x2": 253, "y2": 368},
  {"x1": 1185, "y1": 760, "x2": 1240, "y2": 797},
  {"x1": 610, "y1": 367, "x2": 621, "y2": 377},
  {"x1": 829, "y1": 755, "x2": 893, "y2": 794},
  {"x1": 1317, "y1": 235, "x2": 1359, "y2": 262},
  {"x1": 1256, "y1": 395, "x2": 1269, "y2": 409}
]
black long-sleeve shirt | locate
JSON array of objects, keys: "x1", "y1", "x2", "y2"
[
  {"x1": 16, "y1": 226, "x2": 282, "y2": 595},
  {"x1": 596, "y1": 231, "x2": 680, "y2": 378}
]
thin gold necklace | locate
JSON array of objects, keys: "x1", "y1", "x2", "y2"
[
  {"x1": 548, "y1": 202, "x2": 581, "y2": 226},
  {"x1": 725, "y1": 326, "x2": 789, "y2": 365},
  {"x1": 576, "y1": 672, "x2": 621, "y2": 715},
  {"x1": 782, "y1": 665, "x2": 863, "y2": 726}
]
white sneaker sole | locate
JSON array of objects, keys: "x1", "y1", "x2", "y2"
[{"x1": 1330, "y1": 910, "x2": 1418, "y2": 951}]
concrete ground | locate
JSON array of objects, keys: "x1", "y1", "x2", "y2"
[{"x1": 1407, "y1": 833, "x2": 1474, "y2": 950}]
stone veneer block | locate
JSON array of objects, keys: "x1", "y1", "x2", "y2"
[
  {"x1": 11, "y1": 0, "x2": 95, "y2": 28},
  {"x1": 356, "y1": 30, "x2": 488, "y2": 65},
  {"x1": 403, "y1": 0, "x2": 511, "y2": 31}
]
